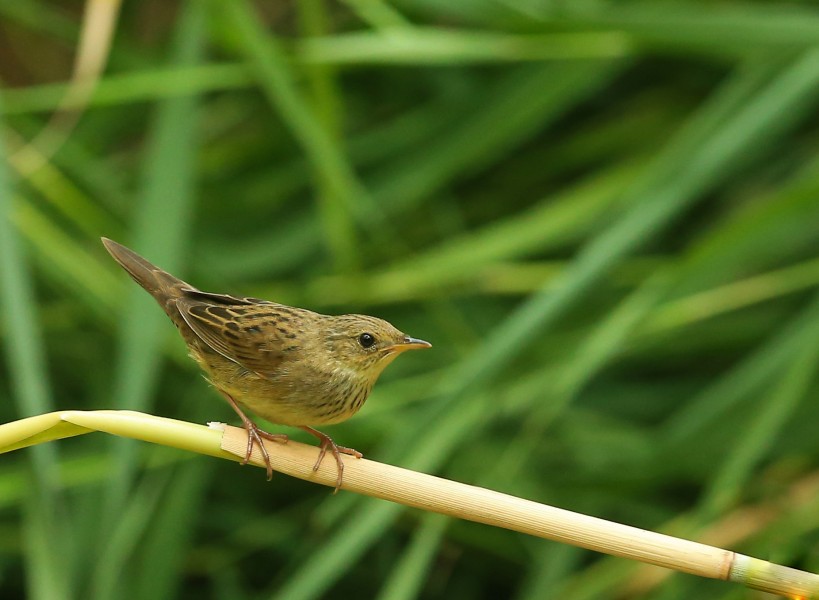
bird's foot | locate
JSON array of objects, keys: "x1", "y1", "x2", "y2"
[
  {"x1": 221, "y1": 392, "x2": 288, "y2": 480},
  {"x1": 242, "y1": 422, "x2": 289, "y2": 480},
  {"x1": 299, "y1": 426, "x2": 362, "y2": 494}
]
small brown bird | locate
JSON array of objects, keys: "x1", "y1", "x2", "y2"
[{"x1": 102, "y1": 238, "x2": 430, "y2": 491}]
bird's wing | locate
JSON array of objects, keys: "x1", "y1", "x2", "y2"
[{"x1": 176, "y1": 295, "x2": 287, "y2": 379}]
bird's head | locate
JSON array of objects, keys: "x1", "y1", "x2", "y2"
[{"x1": 322, "y1": 314, "x2": 431, "y2": 381}]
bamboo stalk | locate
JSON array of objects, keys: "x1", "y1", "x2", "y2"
[
  {"x1": 220, "y1": 425, "x2": 819, "y2": 599},
  {"x1": 0, "y1": 410, "x2": 816, "y2": 598}
]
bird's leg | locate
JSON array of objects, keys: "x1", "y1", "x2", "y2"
[
  {"x1": 220, "y1": 391, "x2": 288, "y2": 481},
  {"x1": 299, "y1": 426, "x2": 362, "y2": 494}
]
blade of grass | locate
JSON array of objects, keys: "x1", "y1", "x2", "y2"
[
  {"x1": 515, "y1": 545, "x2": 582, "y2": 600},
  {"x1": 10, "y1": 114, "x2": 131, "y2": 217},
  {"x1": 11, "y1": 196, "x2": 120, "y2": 317},
  {"x1": 1, "y1": 64, "x2": 254, "y2": 115},
  {"x1": 426, "y1": 53, "x2": 807, "y2": 407},
  {"x1": 295, "y1": 0, "x2": 358, "y2": 272},
  {"x1": 241, "y1": 161, "x2": 636, "y2": 308},
  {"x1": 697, "y1": 293, "x2": 819, "y2": 520},
  {"x1": 0, "y1": 97, "x2": 69, "y2": 598},
  {"x1": 482, "y1": 181, "x2": 819, "y2": 564},
  {"x1": 341, "y1": 0, "x2": 410, "y2": 29},
  {"x1": 131, "y1": 394, "x2": 216, "y2": 600},
  {"x1": 298, "y1": 29, "x2": 631, "y2": 64},
  {"x1": 661, "y1": 294, "x2": 819, "y2": 445},
  {"x1": 376, "y1": 514, "x2": 449, "y2": 600},
  {"x1": 198, "y1": 61, "x2": 623, "y2": 278},
  {"x1": 90, "y1": 472, "x2": 170, "y2": 600},
  {"x1": 648, "y1": 256, "x2": 819, "y2": 334},
  {"x1": 94, "y1": 2, "x2": 205, "y2": 596},
  {"x1": 132, "y1": 460, "x2": 210, "y2": 600},
  {"x1": 559, "y1": 3, "x2": 819, "y2": 57},
  {"x1": 5, "y1": 127, "x2": 117, "y2": 239},
  {"x1": 369, "y1": 61, "x2": 622, "y2": 213},
  {"x1": 215, "y1": 0, "x2": 369, "y2": 262},
  {"x1": 483, "y1": 268, "x2": 674, "y2": 492},
  {"x1": 0, "y1": 0, "x2": 77, "y2": 42},
  {"x1": 507, "y1": 164, "x2": 819, "y2": 472}
]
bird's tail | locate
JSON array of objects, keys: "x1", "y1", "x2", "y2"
[{"x1": 101, "y1": 238, "x2": 195, "y2": 312}]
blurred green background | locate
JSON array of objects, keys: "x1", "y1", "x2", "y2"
[{"x1": 2, "y1": 0, "x2": 819, "y2": 598}]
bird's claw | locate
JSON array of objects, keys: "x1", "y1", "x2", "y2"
[
  {"x1": 240, "y1": 423, "x2": 288, "y2": 480},
  {"x1": 301, "y1": 426, "x2": 362, "y2": 494},
  {"x1": 222, "y1": 391, "x2": 288, "y2": 480}
]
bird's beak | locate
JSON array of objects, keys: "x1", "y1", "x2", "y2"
[{"x1": 386, "y1": 336, "x2": 432, "y2": 353}]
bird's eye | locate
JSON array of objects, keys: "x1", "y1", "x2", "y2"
[{"x1": 358, "y1": 333, "x2": 376, "y2": 348}]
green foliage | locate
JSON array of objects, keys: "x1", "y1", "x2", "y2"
[{"x1": 1, "y1": 0, "x2": 819, "y2": 598}]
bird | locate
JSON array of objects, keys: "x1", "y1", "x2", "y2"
[{"x1": 101, "y1": 237, "x2": 431, "y2": 492}]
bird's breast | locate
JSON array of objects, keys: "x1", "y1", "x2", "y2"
[{"x1": 204, "y1": 355, "x2": 374, "y2": 427}]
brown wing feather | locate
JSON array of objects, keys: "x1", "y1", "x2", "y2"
[{"x1": 177, "y1": 297, "x2": 285, "y2": 379}]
